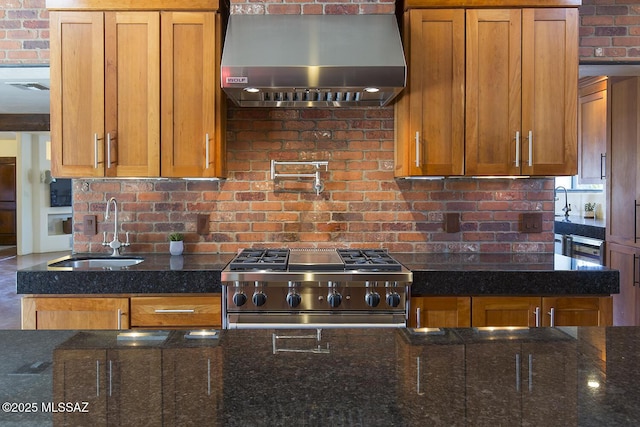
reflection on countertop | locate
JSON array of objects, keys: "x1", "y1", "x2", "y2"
[{"x1": 1, "y1": 327, "x2": 638, "y2": 426}]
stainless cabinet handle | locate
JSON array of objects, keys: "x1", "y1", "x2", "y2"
[
  {"x1": 515, "y1": 353, "x2": 521, "y2": 392},
  {"x1": 415, "y1": 131, "x2": 420, "y2": 167},
  {"x1": 528, "y1": 354, "x2": 533, "y2": 392},
  {"x1": 117, "y1": 308, "x2": 122, "y2": 330},
  {"x1": 515, "y1": 131, "x2": 520, "y2": 167},
  {"x1": 534, "y1": 306, "x2": 540, "y2": 327},
  {"x1": 548, "y1": 307, "x2": 555, "y2": 327},
  {"x1": 154, "y1": 309, "x2": 196, "y2": 313},
  {"x1": 108, "y1": 360, "x2": 113, "y2": 397},
  {"x1": 205, "y1": 133, "x2": 210, "y2": 169},
  {"x1": 107, "y1": 133, "x2": 112, "y2": 168},
  {"x1": 207, "y1": 358, "x2": 211, "y2": 396},
  {"x1": 416, "y1": 307, "x2": 421, "y2": 328},
  {"x1": 634, "y1": 254, "x2": 639, "y2": 287},
  {"x1": 96, "y1": 360, "x2": 100, "y2": 397},
  {"x1": 600, "y1": 153, "x2": 606, "y2": 179},
  {"x1": 94, "y1": 133, "x2": 99, "y2": 169},
  {"x1": 528, "y1": 130, "x2": 532, "y2": 167}
]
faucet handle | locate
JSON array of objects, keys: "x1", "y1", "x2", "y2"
[
  {"x1": 102, "y1": 231, "x2": 109, "y2": 246},
  {"x1": 122, "y1": 231, "x2": 131, "y2": 247}
]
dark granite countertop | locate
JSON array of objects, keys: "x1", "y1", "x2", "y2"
[
  {"x1": 1, "y1": 327, "x2": 638, "y2": 426},
  {"x1": 16, "y1": 253, "x2": 234, "y2": 294},
  {"x1": 396, "y1": 253, "x2": 619, "y2": 296},
  {"x1": 17, "y1": 252, "x2": 619, "y2": 297},
  {"x1": 555, "y1": 217, "x2": 606, "y2": 240}
]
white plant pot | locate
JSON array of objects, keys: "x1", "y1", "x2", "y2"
[{"x1": 169, "y1": 240, "x2": 184, "y2": 256}]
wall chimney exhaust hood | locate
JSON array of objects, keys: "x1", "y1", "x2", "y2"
[{"x1": 221, "y1": 14, "x2": 406, "y2": 107}]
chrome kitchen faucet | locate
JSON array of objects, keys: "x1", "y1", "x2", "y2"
[
  {"x1": 102, "y1": 197, "x2": 130, "y2": 256},
  {"x1": 554, "y1": 186, "x2": 571, "y2": 220}
]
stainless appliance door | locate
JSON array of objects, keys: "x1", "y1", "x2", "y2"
[
  {"x1": 569, "y1": 235, "x2": 605, "y2": 265},
  {"x1": 226, "y1": 312, "x2": 407, "y2": 329}
]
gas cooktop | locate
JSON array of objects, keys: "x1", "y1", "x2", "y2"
[{"x1": 227, "y1": 248, "x2": 403, "y2": 272}]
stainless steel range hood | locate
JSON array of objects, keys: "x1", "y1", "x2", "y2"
[{"x1": 220, "y1": 14, "x2": 406, "y2": 107}]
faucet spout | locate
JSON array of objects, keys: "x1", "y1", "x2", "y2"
[
  {"x1": 554, "y1": 186, "x2": 571, "y2": 220},
  {"x1": 104, "y1": 197, "x2": 122, "y2": 256}
]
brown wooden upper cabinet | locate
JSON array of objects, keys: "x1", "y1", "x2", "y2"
[
  {"x1": 578, "y1": 77, "x2": 608, "y2": 185},
  {"x1": 395, "y1": 5, "x2": 578, "y2": 177},
  {"x1": 49, "y1": 1, "x2": 225, "y2": 179}
]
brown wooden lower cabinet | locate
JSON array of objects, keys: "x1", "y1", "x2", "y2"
[
  {"x1": 607, "y1": 242, "x2": 640, "y2": 326},
  {"x1": 21, "y1": 297, "x2": 129, "y2": 330},
  {"x1": 409, "y1": 296, "x2": 471, "y2": 328},
  {"x1": 411, "y1": 295, "x2": 613, "y2": 328},
  {"x1": 130, "y1": 296, "x2": 221, "y2": 328},
  {"x1": 21, "y1": 295, "x2": 222, "y2": 330}
]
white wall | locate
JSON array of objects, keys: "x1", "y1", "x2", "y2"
[{"x1": 15, "y1": 132, "x2": 72, "y2": 255}]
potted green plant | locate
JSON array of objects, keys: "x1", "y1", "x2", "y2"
[
  {"x1": 168, "y1": 233, "x2": 184, "y2": 256},
  {"x1": 584, "y1": 202, "x2": 596, "y2": 219}
]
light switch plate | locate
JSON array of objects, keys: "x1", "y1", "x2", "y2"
[
  {"x1": 521, "y1": 212, "x2": 543, "y2": 233},
  {"x1": 83, "y1": 215, "x2": 97, "y2": 236},
  {"x1": 197, "y1": 214, "x2": 209, "y2": 235}
]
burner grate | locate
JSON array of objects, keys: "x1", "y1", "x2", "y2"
[
  {"x1": 337, "y1": 249, "x2": 402, "y2": 271},
  {"x1": 229, "y1": 249, "x2": 290, "y2": 271}
]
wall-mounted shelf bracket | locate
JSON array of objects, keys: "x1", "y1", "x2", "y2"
[{"x1": 270, "y1": 160, "x2": 329, "y2": 195}]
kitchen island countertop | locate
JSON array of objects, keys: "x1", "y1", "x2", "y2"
[
  {"x1": 0, "y1": 327, "x2": 638, "y2": 426},
  {"x1": 17, "y1": 252, "x2": 618, "y2": 297}
]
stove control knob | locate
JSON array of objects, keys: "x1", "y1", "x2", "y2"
[
  {"x1": 286, "y1": 292, "x2": 302, "y2": 308},
  {"x1": 252, "y1": 291, "x2": 267, "y2": 307},
  {"x1": 232, "y1": 292, "x2": 247, "y2": 307},
  {"x1": 365, "y1": 291, "x2": 381, "y2": 307},
  {"x1": 327, "y1": 292, "x2": 342, "y2": 308},
  {"x1": 386, "y1": 292, "x2": 401, "y2": 308}
]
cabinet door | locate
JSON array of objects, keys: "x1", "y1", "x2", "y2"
[
  {"x1": 130, "y1": 296, "x2": 222, "y2": 328},
  {"x1": 410, "y1": 296, "x2": 470, "y2": 328},
  {"x1": 104, "y1": 12, "x2": 160, "y2": 177},
  {"x1": 578, "y1": 78, "x2": 608, "y2": 184},
  {"x1": 161, "y1": 12, "x2": 225, "y2": 178},
  {"x1": 465, "y1": 9, "x2": 522, "y2": 176},
  {"x1": 471, "y1": 296, "x2": 541, "y2": 327},
  {"x1": 108, "y1": 348, "x2": 163, "y2": 426},
  {"x1": 163, "y1": 347, "x2": 222, "y2": 426},
  {"x1": 50, "y1": 11, "x2": 105, "y2": 178},
  {"x1": 541, "y1": 296, "x2": 612, "y2": 327},
  {"x1": 607, "y1": 242, "x2": 640, "y2": 326},
  {"x1": 21, "y1": 297, "x2": 129, "y2": 330},
  {"x1": 53, "y1": 349, "x2": 108, "y2": 426},
  {"x1": 395, "y1": 9, "x2": 464, "y2": 177},
  {"x1": 607, "y1": 77, "x2": 640, "y2": 247},
  {"x1": 521, "y1": 8, "x2": 578, "y2": 176}
]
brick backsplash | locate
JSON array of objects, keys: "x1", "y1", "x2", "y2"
[
  {"x1": 72, "y1": 105, "x2": 556, "y2": 255},
  {"x1": 580, "y1": 0, "x2": 640, "y2": 60}
]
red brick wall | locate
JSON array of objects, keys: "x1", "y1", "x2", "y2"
[
  {"x1": 72, "y1": 109, "x2": 555, "y2": 254},
  {"x1": 580, "y1": 0, "x2": 640, "y2": 60},
  {"x1": 0, "y1": 0, "x2": 49, "y2": 64},
  {"x1": 228, "y1": 0, "x2": 395, "y2": 15}
]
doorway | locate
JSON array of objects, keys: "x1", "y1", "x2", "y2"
[{"x1": 0, "y1": 157, "x2": 17, "y2": 245}]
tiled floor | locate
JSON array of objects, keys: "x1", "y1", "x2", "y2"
[{"x1": 0, "y1": 247, "x2": 70, "y2": 329}]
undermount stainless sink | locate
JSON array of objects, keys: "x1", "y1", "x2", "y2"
[{"x1": 48, "y1": 256, "x2": 144, "y2": 269}]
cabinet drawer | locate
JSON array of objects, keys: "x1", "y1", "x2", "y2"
[{"x1": 130, "y1": 296, "x2": 221, "y2": 327}]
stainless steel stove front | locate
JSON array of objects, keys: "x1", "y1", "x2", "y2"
[{"x1": 222, "y1": 280, "x2": 409, "y2": 329}]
